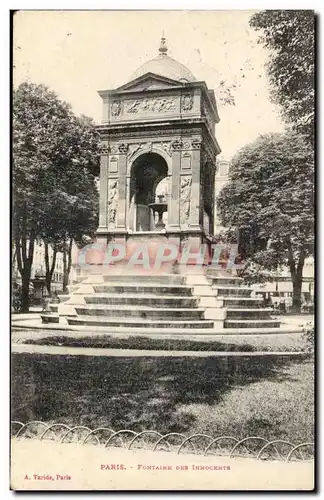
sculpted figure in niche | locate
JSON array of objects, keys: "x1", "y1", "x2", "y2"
[
  {"x1": 111, "y1": 101, "x2": 121, "y2": 117},
  {"x1": 108, "y1": 180, "x2": 118, "y2": 225},
  {"x1": 180, "y1": 176, "x2": 192, "y2": 225}
]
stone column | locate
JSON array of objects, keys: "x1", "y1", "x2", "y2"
[
  {"x1": 116, "y1": 143, "x2": 128, "y2": 229},
  {"x1": 168, "y1": 140, "x2": 182, "y2": 229},
  {"x1": 190, "y1": 139, "x2": 202, "y2": 228},
  {"x1": 98, "y1": 143, "x2": 109, "y2": 229}
]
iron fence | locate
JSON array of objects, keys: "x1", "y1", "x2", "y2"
[{"x1": 11, "y1": 421, "x2": 314, "y2": 462}]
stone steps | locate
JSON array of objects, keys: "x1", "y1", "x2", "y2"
[
  {"x1": 84, "y1": 294, "x2": 198, "y2": 308},
  {"x1": 212, "y1": 286, "x2": 252, "y2": 297},
  {"x1": 226, "y1": 308, "x2": 274, "y2": 319},
  {"x1": 53, "y1": 270, "x2": 282, "y2": 333},
  {"x1": 220, "y1": 297, "x2": 264, "y2": 308},
  {"x1": 74, "y1": 304, "x2": 205, "y2": 320},
  {"x1": 101, "y1": 274, "x2": 186, "y2": 285},
  {"x1": 92, "y1": 284, "x2": 193, "y2": 296},
  {"x1": 210, "y1": 277, "x2": 244, "y2": 287},
  {"x1": 67, "y1": 316, "x2": 214, "y2": 329},
  {"x1": 224, "y1": 319, "x2": 281, "y2": 329}
]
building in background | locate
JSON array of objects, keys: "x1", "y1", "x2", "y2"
[{"x1": 12, "y1": 241, "x2": 65, "y2": 294}]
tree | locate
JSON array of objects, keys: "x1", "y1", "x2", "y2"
[
  {"x1": 13, "y1": 82, "x2": 99, "y2": 311},
  {"x1": 217, "y1": 131, "x2": 314, "y2": 312},
  {"x1": 41, "y1": 181, "x2": 98, "y2": 293},
  {"x1": 249, "y1": 10, "x2": 315, "y2": 143}
]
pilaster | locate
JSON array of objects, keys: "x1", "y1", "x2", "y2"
[
  {"x1": 189, "y1": 139, "x2": 202, "y2": 228},
  {"x1": 98, "y1": 143, "x2": 109, "y2": 228},
  {"x1": 116, "y1": 143, "x2": 128, "y2": 229},
  {"x1": 168, "y1": 140, "x2": 182, "y2": 229}
]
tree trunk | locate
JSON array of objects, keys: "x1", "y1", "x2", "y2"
[
  {"x1": 62, "y1": 245, "x2": 68, "y2": 293},
  {"x1": 20, "y1": 270, "x2": 30, "y2": 313},
  {"x1": 62, "y1": 238, "x2": 73, "y2": 293},
  {"x1": 44, "y1": 243, "x2": 51, "y2": 294},
  {"x1": 292, "y1": 275, "x2": 303, "y2": 312},
  {"x1": 14, "y1": 233, "x2": 35, "y2": 313},
  {"x1": 287, "y1": 240, "x2": 305, "y2": 313},
  {"x1": 44, "y1": 243, "x2": 57, "y2": 294}
]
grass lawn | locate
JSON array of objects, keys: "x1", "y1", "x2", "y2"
[
  {"x1": 21, "y1": 332, "x2": 307, "y2": 352},
  {"x1": 11, "y1": 352, "x2": 314, "y2": 445}
]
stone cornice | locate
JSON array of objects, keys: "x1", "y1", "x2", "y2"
[
  {"x1": 99, "y1": 80, "x2": 205, "y2": 98},
  {"x1": 96, "y1": 118, "x2": 220, "y2": 155},
  {"x1": 98, "y1": 80, "x2": 220, "y2": 123}
]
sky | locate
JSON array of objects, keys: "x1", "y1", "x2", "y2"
[{"x1": 13, "y1": 10, "x2": 285, "y2": 159}]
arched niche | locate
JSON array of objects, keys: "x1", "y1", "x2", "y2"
[{"x1": 129, "y1": 152, "x2": 169, "y2": 231}]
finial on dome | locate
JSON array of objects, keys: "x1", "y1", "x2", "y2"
[{"x1": 159, "y1": 34, "x2": 168, "y2": 56}]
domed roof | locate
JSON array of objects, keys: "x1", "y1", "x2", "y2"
[{"x1": 130, "y1": 37, "x2": 197, "y2": 84}]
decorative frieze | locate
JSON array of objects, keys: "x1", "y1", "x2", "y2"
[
  {"x1": 181, "y1": 94, "x2": 194, "y2": 111},
  {"x1": 97, "y1": 126, "x2": 203, "y2": 141},
  {"x1": 126, "y1": 97, "x2": 176, "y2": 114},
  {"x1": 118, "y1": 143, "x2": 129, "y2": 154},
  {"x1": 170, "y1": 139, "x2": 203, "y2": 152},
  {"x1": 191, "y1": 138, "x2": 202, "y2": 150},
  {"x1": 171, "y1": 140, "x2": 183, "y2": 151},
  {"x1": 108, "y1": 143, "x2": 129, "y2": 155},
  {"x1": 99, "y1": 143, "x2": 110, "y2": 155}
]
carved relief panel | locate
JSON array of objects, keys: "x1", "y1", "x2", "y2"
[
  {"x1": 126, "y1": 97, "x2": 176, "y2": 114},
  {"x1": 180, "y1": 176, "x2": 192, "y2": 226},
  {"x1": 108, "y1": 94, "x2": 181, "y2": 122},
  {"x1": 181, "y1": 94, "x2": 194, "y2": 112},
  {"x1": 111, "y1": 100, "x2": 122, "y2": 117},
  {"x1": 108, "y1": 179, "x2": 119, "y2": 228}
]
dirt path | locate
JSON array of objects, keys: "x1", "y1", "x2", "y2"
[{"x1": 12, "y1": 342, "x2": 306, "y2": 358}]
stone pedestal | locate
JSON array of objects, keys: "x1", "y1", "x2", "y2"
[{"x1": 31, "y1": 278, "x2": 45, "y2": 306}]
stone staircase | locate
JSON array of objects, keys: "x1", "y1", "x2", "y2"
[
  {"x1": 46, "y1": 270, "x2": 282, "y2": 334},
  {"x1": 52, "y1": 273, "x2": 215, "y2": 330},
  {"x1": 207, "y1": 272, "x2": 280, "y2": 330}
]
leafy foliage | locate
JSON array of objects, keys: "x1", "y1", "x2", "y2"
[
  {"x1": 217, "y1": 131, "x2": 314, "y2": 310},
  {"x1": 13, "y1": 82, "x2": 100, "y2": 308},
  {"x1": 250, "y1": 10, "x2": 315, "y2": 142},
  {"x1": 302, "y1": 321, "x2": 314, "y2": 354}
]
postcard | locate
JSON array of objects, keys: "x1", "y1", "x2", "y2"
[{"x1": 11, "y1": 9, "x2": 315, "y2": 491}]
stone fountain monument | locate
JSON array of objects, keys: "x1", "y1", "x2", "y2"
[
  {"x1": 50, "y1": 38, "x2": 281, "y2": 334},
  {"x1": 93, "y1": 36, "x2": 220, "y2": 270}
]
